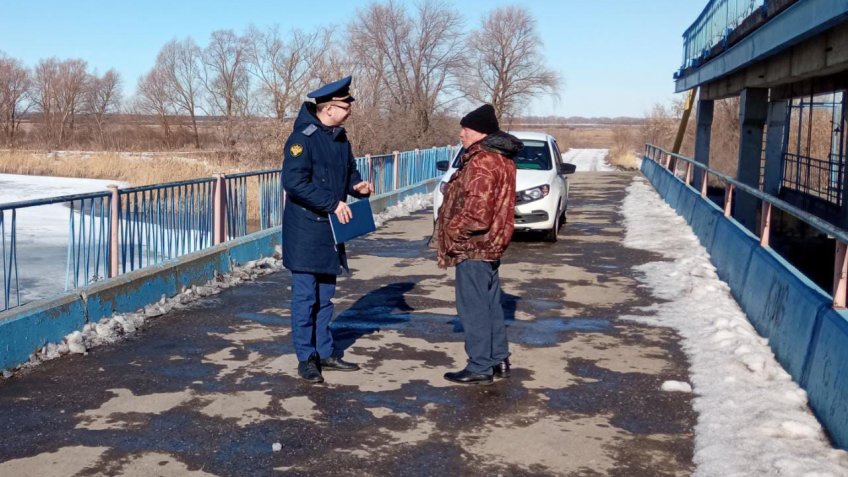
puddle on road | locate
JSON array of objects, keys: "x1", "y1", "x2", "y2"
[{"x1": 508, "y1": 318, "x2": 613, "y2": 346}]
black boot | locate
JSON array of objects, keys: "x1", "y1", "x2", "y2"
[
  {"x1": 298, "y1": 354, "x2": 324, "y2": 383},
  {"x1": 319, "y1": 356, "x2": 360, "y2": 371},
  {"x1": 493, "y1": 357, "x2": 511, "y2": 378},
  {"x1": 444, "y1": 369, "x2": 493, "y2": 385}
]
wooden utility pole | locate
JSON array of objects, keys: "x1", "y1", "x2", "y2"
[{"x1": 672, "y1": 88, "x2": 697, "y2": 154}]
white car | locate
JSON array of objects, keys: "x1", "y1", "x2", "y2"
[{"x1": 433, "y1": 131, "x2": 576, "y2": 242}]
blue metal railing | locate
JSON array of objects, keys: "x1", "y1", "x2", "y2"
[
  {"x1": 0, "y1": 144, "x2": 452, "y2": 312},
  {"x1": 681, "y1": 0, "x2": 765, "y2": 71},
  {"x1": 1, "y1": 191, "x2": 113, "y2": 311},
  {"x1": 225, "y1": 170, "x2": 282, "y2": 239},
  {"x1": 645, "y1": 143, "x2": 848, "y2": 308},
  {"x1": 119, "y1": 179, "x2": 215, "y2": 273}
]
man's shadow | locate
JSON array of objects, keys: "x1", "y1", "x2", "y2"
[
  {"x1": 330, "y1": 279, "x2": 521, "y2": 350},
  {"x1": 332, "y1": 282, "x2": 416, "y2": 353}
]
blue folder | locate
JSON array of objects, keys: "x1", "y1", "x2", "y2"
[{"x1": 329, "y1": 198, "x2": 376, "y2": 244}]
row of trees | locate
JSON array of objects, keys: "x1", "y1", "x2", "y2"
[
  {"x1": 0, "y1": 1, "x2": 560, "y2": 163},
  {"x1": 0, "y1": 55, "x2": 121, "y2": 149}
]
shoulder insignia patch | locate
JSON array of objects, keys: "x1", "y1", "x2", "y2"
[
  {"x1": 289, "y1": 144, "x2": 304, "y2": 158},
  {"x1": 301, "y1": 124, "x2": 318, "y2": 136}
]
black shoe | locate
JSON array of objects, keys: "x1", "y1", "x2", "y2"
[
  {"x1": 319, "y1": 356, "x2": 360, "y2": 371},
  {"x1": 298, "y1": 356, "x2": 324, "y2": 383},
  {"x1": 444, "y1": 369, "x2": 494, "y2": 385},
  {"x1": 493, "y1": 357, "x2": 511, "y2": 378}
]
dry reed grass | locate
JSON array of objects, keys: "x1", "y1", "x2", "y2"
[{"x1": 0, "y1": 151, "x2": 220, "y2": 186}]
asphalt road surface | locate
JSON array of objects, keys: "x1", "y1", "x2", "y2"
[{"x1": 0, "y1": 171, "x2": 695, "y2": 476}]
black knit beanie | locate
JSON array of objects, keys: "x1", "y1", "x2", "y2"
[{"x1": 460, "y1": 104, "x2": 499, "y2": 134}]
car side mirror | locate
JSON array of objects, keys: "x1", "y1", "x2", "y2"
[
  {"x1": 558, "y1": 163, "x2": 577, "y2": 175},
  {"x1": 436, "y1": 160, "x2": 449, "y2": 172}
]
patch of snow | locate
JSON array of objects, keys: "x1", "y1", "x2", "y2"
[
  {"x1": 272, "y1": 443, "x2": 282, "y2": 452},
  {"x1": 562, "y1": 148, "x2": 614, "y2": 172},
  {"x1": 661, "y1": 380, "x2": 692, "y2": 393},
  {"x1": 621, "y1": 176, "x2": 848, "y2": 475},
  {"x1": 372, "y1": 192, "x2": 432, "y2": 228}
]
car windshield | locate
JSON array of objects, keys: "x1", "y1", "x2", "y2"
[{"x1": 451, "y1": 139, "x2": 552, "y2": 170}]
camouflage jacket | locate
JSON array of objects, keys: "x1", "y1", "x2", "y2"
[{"x1": 435, "y1": 132, "x2": 521, "y2": 268}]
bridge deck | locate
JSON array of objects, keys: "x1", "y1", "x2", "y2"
[{"x1": 0, "y1": 172, "x2": 695, "y2": 476}]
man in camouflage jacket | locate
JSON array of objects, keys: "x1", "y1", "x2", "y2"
[{"x1": 435, "y1": 104, "x2": 522, "y2": 385}]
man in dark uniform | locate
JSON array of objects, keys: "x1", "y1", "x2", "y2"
[{"x1": 281, "y1": 76, "x2": 374, "y2": 384}]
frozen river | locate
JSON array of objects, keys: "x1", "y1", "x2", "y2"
[{"x1": 0, "y1": 174, "x2": 123, "y2": 306}]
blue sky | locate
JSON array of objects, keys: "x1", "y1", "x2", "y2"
[{"x1": 0, "y1": 0, "x2": 706, "y2": 117}]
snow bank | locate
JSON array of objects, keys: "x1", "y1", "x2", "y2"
[{"x1": 621, "y1": 176, "x2": 848, "y2": 475}]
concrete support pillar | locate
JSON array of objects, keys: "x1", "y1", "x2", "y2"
[
  {"x1": 692, "y1": 99, "x2": 714, "y2": 192},
  {"x1": 762, "y1": 100, "x2": 788, "y2": 197},
  {"x1": 735, "y1": 88, "x2": 769, "y2": 232}
]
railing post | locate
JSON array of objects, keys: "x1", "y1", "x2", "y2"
[
  {"x1": 700, "y1": 170, "x2": 708, "y2": 197},
  {"x1": 685, "y1": 162, "x2": 693, "y2": 185},
  {"x1": 759, "y1": 202, "x2": 772, "y2": 247},
  {"x1": 213, "y1": 173, "x2": 227, "y2": 245},
  {"x1": 366, "y1": 154, "x2": 373, "y2": 188},
  {"x1": 833, "y1": 241, "x2": 848, "y2": 309},
  {"x1": 393, "y1": 150, "x2": 400, "y2": 191},
  {"x1": 724, "y1": 184, "x2": 734, "y2": 217},
  {"x1": 107, "y1": 185, "x2": 120, "y2": 278}
]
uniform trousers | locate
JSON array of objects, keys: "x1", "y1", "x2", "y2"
[{"x1": 290, "y1": 272, "x2": 337, "y2": 362}]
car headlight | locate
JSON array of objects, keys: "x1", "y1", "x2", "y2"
[{"x1": 516, "y1": 185, "x2": 550, "y2": 204}]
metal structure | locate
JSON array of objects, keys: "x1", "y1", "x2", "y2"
[
  {"x1": 1, "y1": 192, "x2": 113, "y2": 311},
  {"x1": 645, "y1": 143, "x2": 848, "y2": 307},
  {"x1": 118, "y1": 179, "x2": 216, "y2": 273},
  {"x1": 0, "y1": 145, "x2": 453, "y2": 312},
  {"x1": 781, "y1": 91, "x2": 847, "y2": 205},
  {"x1": 680, "y1": 0, "x2": 765, "y2": 71}
]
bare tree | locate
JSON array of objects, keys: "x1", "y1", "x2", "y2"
[
  {"x1": 0, "y1": 53, "x2": 31, "y2": 147},
  {"x1": 465, "y1": 6, "x2": 560, "y2": 119},
  {"x1": 347, "y1": 0, "x2": 465, "y2": 144},
  {"x1": 202, "y1": 29, "x2": 250, "y2": 152},
  {"x1": 85, "y1": 69, "x2": 122, "y2": 147},
  {"x1": 135, "y1": 65, "x2": 175, "y2": 148},
  {"x1": 32, "y1": 58, "x2": 60, "y2": 147},
  {"x1": 32, "y1": 57, "x2": 88, "y2": 148},
  {"x1": 245, "y1": 25, "x2": 329, "y2": 122},
  {"x1": 158, "y1": 38, "x2": 203, "y2": 148}
]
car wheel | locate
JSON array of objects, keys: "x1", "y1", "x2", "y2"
[{"x1": 544, "y1": 207, "x2": 561, "y2": 242}]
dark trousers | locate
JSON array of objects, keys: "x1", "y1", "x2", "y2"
[
  {"x1": 455, "y1": 259, "x2": 508, "y2": 374},
  {"x1": 290, "y1": 272, "x2": 337, "y2": 362}
]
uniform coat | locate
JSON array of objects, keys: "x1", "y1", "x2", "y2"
[{"x1": 281, "y1": 102, "x2": 365, "y2": 275}]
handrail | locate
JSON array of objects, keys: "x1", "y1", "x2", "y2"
[
  {"x1": 224, "y1": 169, "x2": 280, "y2": 180},
  {"x1": 645, "y1": 144, "x2": 848, "y2": 244},
  {"x1": 644, "y1": 143, "x2": 848, "y2": 308},
  {"x1": 0, "y1": 191, "x2": 111, "y2": 211},
  {"x1": 121, "y1": 177, "x2": 216, "y2": 194},
  {"x1": 680, "y1": 0, "x2": 765, "y2": 71}
]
